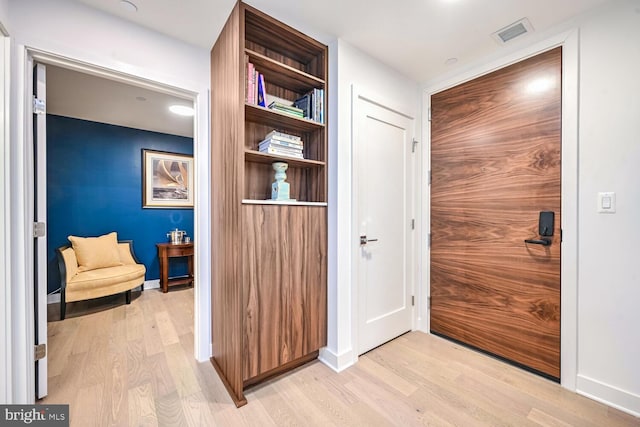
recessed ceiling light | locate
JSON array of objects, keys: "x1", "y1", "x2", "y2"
[
  {"x1": 136, "y1": 96, "x2": 146, "y2": 102},
  {"x1": 169, "y1": 105, "x2": 195, "y2": 117},
  {"x1": 445, "y1": 58, "x2": 458, "y2": 66},
  {"x1": 120, "y1": 0, "x2": 138, "y2": 13}
]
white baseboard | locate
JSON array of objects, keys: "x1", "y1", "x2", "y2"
[
  {"x1": 46, "y1": 280, "x2": 158, "y2": 305},
  {"x1": 577, "y1": 374, "x2": 640, "y2": 417},
  {"x1": 47, "y1": 293, "x2": 60, "y2": 304},
  {"x1": 143, "y1": 279, "x2": 160, "y2": 290},
  {"x1": 318, "y1": 347, "x2": 357, "y2": 372}
]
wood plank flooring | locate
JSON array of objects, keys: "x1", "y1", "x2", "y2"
[{"x1": 43, "y1": 287, "x2": 639, "y2": 426}]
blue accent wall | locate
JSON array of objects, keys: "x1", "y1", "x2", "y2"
[{"x1": 47, "y1": 115, "x2": 194, "y2": 293}]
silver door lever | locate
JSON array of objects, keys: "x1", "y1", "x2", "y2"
[{"x1": 360, "y1": 235, "x2": 378, "y2": 246}]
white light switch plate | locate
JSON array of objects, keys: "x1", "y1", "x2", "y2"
[{"x1": 597, "y1": 192, "x2": 616, "y2": 213}]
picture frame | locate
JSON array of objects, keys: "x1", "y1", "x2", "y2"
[{"x1": 142, "y1": 149, "x2": 194, "y2": 208}]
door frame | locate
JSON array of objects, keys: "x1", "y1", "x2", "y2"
[
  {"x1": 421, "y1": 30, "x2": 579, "y2": 390},
  {"x1": 10, "y1": 44, "x2": 210, "y2": 402},
  {"x1": 0, "y1": 24, "x2": 11, "y2": 404},
  {"x1": 351, "y1": 84, "x2": 418, "y2": 358}
]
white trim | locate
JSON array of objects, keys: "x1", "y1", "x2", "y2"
[
  {"x1": 318, "y1": 347, "x2": 356, "y2": 372},
  {"x1": 559, "y1": 30, "x2": 579, "y2": 392},
  {"x1": 577, "y1": 375, "x2": 640, "y2": 418},
  {"x1": 421, "y1": 29, "x2": 580, "y2": 391},
  {"x1": 0, "y1": 30, "x2": 11, "y2": 404},
  {"x1": 12, "y1": 44, "x2": 211, "y2": 400},
  {"x1": 34, "y1": 63, "x2": 47, "y2": 398},
  {"x1": 143, "y1": 279, "x2": 161, "y2": 290},
  {"x1": 10, "y1": 44, "x2": 33, "y2": 404}
]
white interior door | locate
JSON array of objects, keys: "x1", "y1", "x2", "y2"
[
  {"x1": 356, "y1": 93, "x2": 414, "y2": 354},
  {"x1": 33, "y1": 62, "x2": 48, "y2": 399}
]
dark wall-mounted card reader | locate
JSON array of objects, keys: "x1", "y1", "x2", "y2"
[{"x1": 539, "y1": 211, "x2": 554, "y2": 236}]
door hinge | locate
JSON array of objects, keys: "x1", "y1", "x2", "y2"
[
  {"x1": 33, "y1": 96, "x2": 46, "y2": 115},
  {"x1": 561, "y1": 228, "x2": 563, "y2": 242},
  {"x1": 428, "y1": 296, "x2": 432, "y2": 310},
  {"x1": 411, "y1": 138, "x2": 419, "y2": 153},
  {"x1": 35, "y1": 343, "x2": 46, "y2": 361},
  {"x1": 428, "y1": 170, "x2": 432, "y2": 185},
  {"x1": 411, "y1": 219, "x2": 415, "y2": 230},
  {"x1": 428, "y1": 107, "x2": 432, "y2": 122},
  {"x1": 33, "y1": 222, "x2": 46, "y2": 238},
  {"x1": 411, "y1": 295, "x2": 415, "y2": 306},
  {"x1": 428, "y1": 233, "x2": 431, "y2": 248}
]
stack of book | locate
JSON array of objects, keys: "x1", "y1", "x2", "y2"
[
  {"x1": 293, "y1": 88, "x2": 324, "y2": 124},
  {"x1": 245, "y1": 56, "x2": 267, "y2": 107},
  {"x1": 258, "y1": 130, "x2": 304, "y2": 159},
  {"x1": 267, "y1": 101, "x2": 304, "y2": 118}
]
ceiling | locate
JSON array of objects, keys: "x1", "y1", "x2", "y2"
[
  {"x1": 55, "y1": 0, "x2": 610, "y2": 137},
  {"x1": 46, "y1": 64, "x2": 194, "y2": 138},
  {"x1": 74, "y1": 0, "x2": 611, "y2": 82}
]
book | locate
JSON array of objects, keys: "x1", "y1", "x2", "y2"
[
  {"x1": 259, "y1": 146, "x2": 304, "y2": 159},
  {"x1": 259, "y1": 141, "x2": 303, "y2": 154},
  {"x1": 258, "y1": 138, "x2": 304, "y2": 151},
  {"x1": 293, "y1": 94, "x2": 312, "y2": 119},
  {"x1": 270, "y1": 109, "x2": 304, "y2": 118},
  {"x1": 257, "y1": 73, "x2": 266, "y2": 107},
  {"x1": 268, "y1": 101, "x2": 303, "y2": 114},
  {"x1": 244, "y1": 54, "x2": 249, "y2": 103},
  {"x1": 318, "y1": 89, "x2": 324, "y2": 123},
  {"x1": 264, "y1": 130, "x2": 302, "y2": 143},
  {"x1": 246, "y1": 62, "x2": 255, "y2": 104}
]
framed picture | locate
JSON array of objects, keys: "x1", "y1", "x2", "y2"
[{"x1": 143, "y1": 149, "x2": 194, "y2": 208}]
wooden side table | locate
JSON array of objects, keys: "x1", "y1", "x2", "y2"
[{"x1": 156, "y1": 242, "x2": 194, "y2": 293}]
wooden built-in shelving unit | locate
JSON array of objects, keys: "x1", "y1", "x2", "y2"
[{"x1": 210, "y1": 1, "x2": 328, "y2": 407}]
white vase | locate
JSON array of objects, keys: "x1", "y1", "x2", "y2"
[{"x1": 271, "y1": 162, "x2": 290, "y2": 201}]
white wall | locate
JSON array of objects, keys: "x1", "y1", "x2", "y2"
[
  {"x1": 0, "y1": 0, "x2": 8, "y2": 31},
  {"x1": 7, "y1": 0, "x2": 211, "y2": 403},
  {"x1": 576, "y1": 0, "x2": 640, "y2": 415},
  {"x1": 320, "y1": 38, "x2": 420, "y2": 370}
]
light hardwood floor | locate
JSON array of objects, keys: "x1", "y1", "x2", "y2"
[{"x1": 43, "y1": 287, "x2": 639, "y2": 426}]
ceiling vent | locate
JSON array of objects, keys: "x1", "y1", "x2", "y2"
[{"x1": 492, "y1": 18, "x2": 534, "y2": 44}]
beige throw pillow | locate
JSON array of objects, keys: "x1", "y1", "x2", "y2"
[{"x1": 68, "y1": 232, "x2": 123, "y2": 272}]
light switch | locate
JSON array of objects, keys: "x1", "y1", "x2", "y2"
[{"x1": 597, "y1": 192, "x2": 616, "y2": 213}]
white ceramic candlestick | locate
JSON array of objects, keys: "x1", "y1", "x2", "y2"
[{"x1": 271, "y1": 162, "x2": 290, "y2": 201}]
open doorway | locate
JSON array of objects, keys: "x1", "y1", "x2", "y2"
[{"x1": 29, "y1": 57, "x2": 198, "y2": 406}]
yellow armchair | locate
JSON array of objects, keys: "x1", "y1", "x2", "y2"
[{"x1": 56, "y1": 238, "x2": 146, "y2": 320}]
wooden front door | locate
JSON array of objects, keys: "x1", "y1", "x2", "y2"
[{"x1": 430, "y1": 47, "x2": 562, "y2": 379}]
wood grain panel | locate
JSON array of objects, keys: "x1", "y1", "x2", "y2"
[
  {"x1": 244, "y1": 5, "x2": 326, "y2": 78},
  {"x1": 210, "y1": 2, "x2": 246, "y2": 406},
  {"x1": 242, "y1": 205, "x2": 327, "y2": 381},
  {"x1": 430, "y1": 47, "x2": 562, "y2": 378},
  {"x1": 244, "y1": 161, "x2": 324, "y2": 202}
]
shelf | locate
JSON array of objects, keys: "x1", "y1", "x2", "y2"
[
  {"x1": 245, "y1": 103, "x2": 324, "y2": 132},
  {"x1": 244, "y1": 149, "x2": 325, "y2": 168},
  {"x1": 242, "y1": 199, "x2": 328, "y2": 206},
  {"x1": 246, "y1": 49, "x2": 324, "y2": 93}
]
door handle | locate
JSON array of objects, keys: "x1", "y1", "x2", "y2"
[
  {"x1": 360, "y1": 235, "x2": 378, "y2": 246},
  {"x1": 524, "y1": 238, "x2": 551, "y2": 246},
  {"x1": 525, "y1": 211, "x2": 554, "y2": 247}
]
